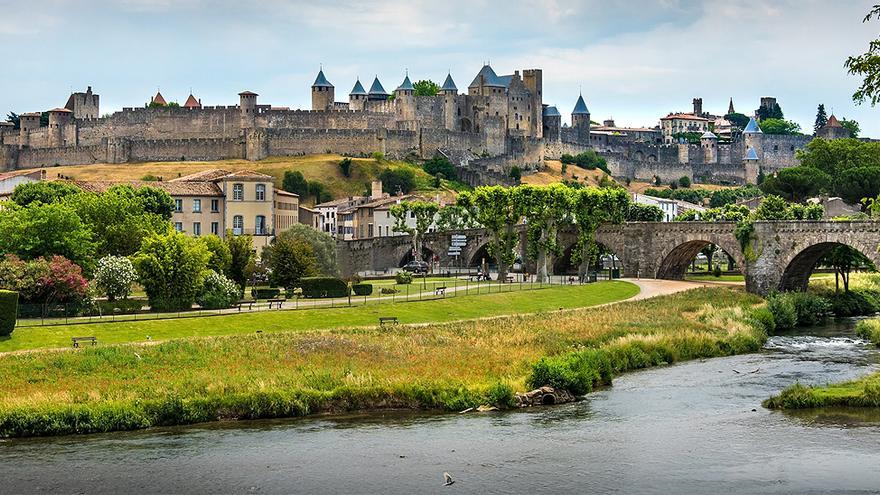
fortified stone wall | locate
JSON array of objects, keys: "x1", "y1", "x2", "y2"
[
  {"x1": 1, "y1": 145, "x2": 18, "y2": 171},
  {"x1": 17, "y1": 144, "x2": 105, "y2": 168},
  {"x1": 128, "y1": 137, "x2": 243, "y2": 162},
  {"x1": 258, "y1": 109, "x2": 396, "y2": 131},
  {"x1": 419, "y1": 128, "x2": 485, "y2": 157},
  {"x1": 760, "y1": 134, "x2": 811, "y2": 172},
  {"x1": 77, "y1": 107, "x2": 242, "y2": 145}
]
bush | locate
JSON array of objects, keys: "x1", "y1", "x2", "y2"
[
  {"x1": 767, "y1": 293, "x2": 797, "y2": 330},
  {"x1": 94, "y1": 299, "x2": 145, "y2": 315},
  {"x1": 788, "y1": 292, "x2": 831, "y2": 326},
  {"x1": 509, "y1": 166, "x2": 522, "y2": 182},
  {"x1": 826, "y1": 289, "x2": 880, "y2": 317},
  {"x1": 132, "y1": 231, "x2": 209, "y2": 312},
  {"x1": 93, "y1": 255, "x2": 137, "y2": 301},
  {"x1": 380, "y1": 287, "x2": 399, "y2": 294},
  {"x1": 856, "y1": 319, "x2": 880, "y2": 345},
  {"x1": 0, "y1": 290, "x2": 18, "y2": 336},
  {"x1": 251, "y1": 288, "x2": 281, "y2": 300},
  {"x1": 339, "y1": 158, "x2": 353, "y2": 178},
  {"x1": 300, "y1": 277, "x2": 349, "y2": 298},
  {"x1": 197, "y1": 271, "x2": 240, "y2": 309},
  {"x1": 0, "y1": 254, "x2": 89, "y2": 306},
  {"x1": 679, "y1": 176, "x2": 691, "y2": 188},
  {"x1": 395, "y1": 271, "x2": 413, "y2": 284},
  {"x1": 379, "y1": 168, "x2": 416, "y2": 194},
  {"x1": 712, "y1": 265, "x2": 722, "y2": 278},
  {"x1": 352, "y1": 283, "x2": 373, "y2": 296},
  {"x1": 485, "y1": 382, "x2": 515, "y2": 409},
  {"x1": 749, "y1": 307, "x2": 776, "y2": 335},
  {"x1": 422, "y1": 157, "x2": 457, "y2": 180}
]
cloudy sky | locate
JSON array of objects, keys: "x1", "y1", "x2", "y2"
[{"x1": 1, "y1": 0, "x2": 878, "y2": 135}]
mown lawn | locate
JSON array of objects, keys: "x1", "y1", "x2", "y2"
[
  {"x1": 0, "y1": 286, "x2": 766, "y2": 437},
  {"x1": 1, "y1": 281, "x2": 639, "y2": 353}
]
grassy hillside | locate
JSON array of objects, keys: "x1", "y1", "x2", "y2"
[{"x1": 45, "y1": 154, "x2": 445, "y2": 205}]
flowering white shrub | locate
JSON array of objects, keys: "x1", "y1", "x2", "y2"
[
  {"x1": 93, "y1": 255, "x2": 137, "y2": 301},
  {"x1": 197, "y1": 270, "x2": 240, "y2": 309}
]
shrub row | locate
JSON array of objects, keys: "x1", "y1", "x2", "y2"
[
  {"x1": 766, "y1": 292, "x2": 832, "y2": 330},
  {"x1": 0, "y1": 290, "x2": 17, "y2": 336},
  {"x1": 352, "y1": 283, "x2": 373, "y2": 296},
  {"x1": 300, "y1": 277, "x2": 349, "y2": 298},
  {"x1": 251, "y1": 288, "x2": 281, "y2": 300}
]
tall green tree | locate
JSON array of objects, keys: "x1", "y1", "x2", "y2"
[
  {"x1": 756, "y1": 102, "x2": 784, "y2": 120},
  {"x1": 199, "y1": 234, "x2": 232, "y2": 276},
  {"x1": 840, "y1": 118, "x2": 861, "y2": 138},
  {"x1": 814, "y1": 104, "x2": 828, "y2": 133},
  {"x1": 845, "y1": 5, "x2": 880, "y2": 105},
  {"x1": 132, "y1": 231, "x2": 210, "y2": 312},
  {"x1": 725, "y1": 112, "x2": 750, "y2": 129},
  {"x1": 833, "y1": 166, "x2": 880, "y2": 204},
  {"x1": 10, "y1": 181, "x2": 81, "y2": 206},
  {"x1": 758, "y1": 118, "x2": 801, "y2": 135},
  {"x1": 797, "y1": 138, "x2": 880, "y2": 176},
  {"x1": 390, "y1": 201, "x2": 440, "y2": 263},
  {"x1": 819, "y1": 245, "x2": 873, "y2": 292},
  {"x1": 270, "y1": 224, "x2": 338, "y2": 276},
  {"x1": 226, "y1": 232, "x2": 255, "y2": 290},
  {"x1": 0, "y1": 202, "x2": 95, "y2": 272},
  {"x1": 515, "y1": 184, "x2": 571, "y2": 282},
  {"x1": 570, "y1": 187, "x2": 630, "y2": 279},
  {"x1": 413, "y1": 80, "x2": 440, "y2": 96},
  {"x1": 282, "y1": 170, "x2": 310, "y2": 197},
  {"x1": 380, "y1": 168, "x2": 416, "y2": 194},
  {"x1": 263, "y1": 236, "x2": 318, "y2": 289},
  {"x1": 759, "y1": 166, "x2": 831, "y2": 202},
  {"x1": 457, "y1": 186, "x2": 521, "y2": 281}
]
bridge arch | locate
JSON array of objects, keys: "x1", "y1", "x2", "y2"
[
  {"x1": 777, "y1": 239, "x2": 880, "y2": 292},
  {"x1": 655, "y1": 235, "x2": 744, "y2": 280}
]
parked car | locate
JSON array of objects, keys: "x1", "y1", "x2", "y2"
[{"x1": 403, "y1": 260, "x2": 429, "y2": 274}]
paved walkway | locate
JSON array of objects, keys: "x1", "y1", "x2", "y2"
[{"x1": 621, "y1": 278, "x2": 719, "y2": 301}]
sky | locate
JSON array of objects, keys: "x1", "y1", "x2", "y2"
[{"x1": 1, "y1": 0, "x2": 878, "y2": 136}]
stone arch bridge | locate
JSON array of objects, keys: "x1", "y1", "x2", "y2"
[{"x1": 336, "y1": 221, "x2": 880, "y2": 296}]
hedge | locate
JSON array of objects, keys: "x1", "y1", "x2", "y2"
[
  {"x1": 251, "y1": 288, "x2": 281, "y2": 300},
  {"x1": 300, "y1": 277, "x2": 350, "y2": 298},
  {"x1": 352, "y1": 283, "x2": 373, "y2": 296},
  {"x1": 0, "y1": 290, "x2": 18, "y2": 336}
]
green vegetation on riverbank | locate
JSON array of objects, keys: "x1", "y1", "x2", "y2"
[
  {"x1": 0, "y1": 282, "x2": 638, "y2": 352},
  {"x1": 0, "y1": 287, "x2": 766, "y2": 438}
]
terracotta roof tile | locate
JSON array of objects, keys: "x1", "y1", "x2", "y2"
[
  {"x1": 183, "y1": 94, "x2": 201, "y2": 108},
  {"x1": 69, "y1": 180, "x2": 223, "y2": 197},
  {"x1": 660, "y1": 113, "x2": 708, "y2": 121},
  {"x1": 151, "y1": 91, "x2": 167, "y2": 106}
]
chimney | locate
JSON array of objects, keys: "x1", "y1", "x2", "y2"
[{"x1": 371, "y1": 180, "x2": 383, "y2": 199}]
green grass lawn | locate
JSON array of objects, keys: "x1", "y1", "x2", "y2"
[
  {"x1": 685, "y1": 273, "x2": 834, "y2": 283},
  {"x1": 0, "y1": 281, "x2": 640, "y2": 353}
]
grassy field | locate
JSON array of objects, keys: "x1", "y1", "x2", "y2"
[
  {"x1": 1, "y1": 281, "x2": 639, "y2": 353},
  {"x1": 685, "y1": 273, "x2": 835, "y2": 283},
  {"x1": 45, "y1": 154, "x2": 450, "y2": 206},
  {"x1": 0, "y1": 286, "x2": 768, "y2": 437},
  {"x1": 765, "y1": 317, "x2": 880, "y2": 410}
]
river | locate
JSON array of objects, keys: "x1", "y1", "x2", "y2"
[{"x1": 4, "y1": 319, "x2": 880, "y2": 494}]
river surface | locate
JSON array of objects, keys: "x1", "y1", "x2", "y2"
[{"x1": 4, "y1": 319, "x2": 880, "y2": 494}]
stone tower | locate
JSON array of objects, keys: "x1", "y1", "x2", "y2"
[
  {"x1": 692, "y1": 97, "x2": 703, "y2": 116},
  {"x1": 349, "y1": 79, "x2": 367, "y2": 111},
  {"x1": 440, "y1": 73, "x2": 458, "y2": 131},
  {"x1": 742, "y1": 116, "x2": 763, "y2": 161},
  {"x1": 522, "y1": 69, "x2": 543, "y2": 138},
  {"x1": 47, "y1": 108, "x2": 72, "y2": 147},
  {"x1": 394, "y1": 74, "x2": 416, "y2": 122},
  {"x1": 64, "y1": 86, "x2": 99, "y2": 120},
  {"x1": 18, "y1": 112, "x2": 41, "y2": 148},
  {"x1": 701, "y1": 131, "x2": 718, "y2": 163},
  {"x1": 571, "y1": 93, "x2": 591, "y2": 142},
  {"x1": 542, "y1": 105, "x2": 561, "y2": 141},
  {"x1": 311, "y1": 69, "x2": 335, "y2": 111},
  {"x1": 239, "y1": 91, "x2": 258, "y2": 129}
]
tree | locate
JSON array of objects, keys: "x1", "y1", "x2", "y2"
[
  {"x1": 413, "y1": 80, "x2": 440, "y2": 96},
  {"x1": 515, "y1": 184, "x2": 571, "y2": 282},
  {"x1": 282, "y1": 170, "x2": 310, "y2": 197},
  {"x1": 725, "y1": 112, "x2": 750, "y2": 130},
  {"x1": 132, "y1": 231, "x2": 210, "y2": 312},
  {"x1": 508, "y1": 166, "x2": 522, "y2": 182},
  {"x1": 756, "y1": 102, "x2": 784, "y2": 120},
  {"x1": 390, "y1": 201, "x2": 440, "y2": 263},
  {"x1": 93, "y1": 255, "x2": 137, "y2": 301},
  {"x1": 840, "y1": 118, "x2": 861, "y2": 138},
  {"x1": 10, "y1": 181, "x2": 81, "y2": 206},
  {"x1": 197, "y1": 271, "x2": 240, "y2": 309},
  {"x1": 226, "y1": 232, "x2": 255, "y2": 290},
  {"x1": 754, "y1": 195, "x2": 794, "y2": 220},
  {"x1": 819, "y1": 245, "x2": 873, "y2": 292},
  {"x1": 626, "y1": 203, "x2": 664, "y2": 221},
  {"x1": 759, "y1": 166, "x2": 831, "y2": 202},
  {"x1": 845, "y1": 5, "x2": 880, "y2": 105},
  {"x1": 6, "y1": 112, "x2": 19, "y2": 130},
  {"x1": 814, "y1": 104, "x2": 828, "y2": 134},
  {"x1": 270, "y1": 224, "x2": 338, "y2": 276},
  {"x1": 380, "y1": 168, "x2": 416, "y2": 194},
  {"x1": 135, "y1": 186, "x2": 175, "y2": 220},
  {"x1": 339, "y1": 158, "x2": 353, "y2": 178},
  {"x1": 422, "y1": 156, "x2": 457, "y2": 180},
  {"x1": 678, "y1": 176, "x2": 691, "y2": 188},
  {"x1": 307, "y1": 181, "x2": 332, "y2": 203},
  {"x1": 457, "y1": 186, "x2": 521, "y2": 281},
  {"x1": 264, "y1": 237, "x2": 318, "y2": 289},
  {"x1": 199, "y1": 234, "x2": 232, "y2": 276},
  {"x1": 0, "y1": 202, "x2": 95, "y2": 271},
  {"x1": 797, "y1": 138, "x2": 880, "y2": 177},
  {"x1": 435, "y1": 204, "x2": 477, "y2": 231},
  {"x1": 758, "y1": 118, "x2": 801, "y2": 135},
  {"x1": 834, "y1": 166, "x2": 880, "y2": 205},
  {"x1": 570, "y1": 187, "x2": 630, "y2": 279}
]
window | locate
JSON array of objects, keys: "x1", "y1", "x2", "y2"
[
  {"x1": 233, "y1": 215, "x2": 243, "y2": 235},
  {"x1": 174, "y1": 222, "x2": 183, "y2": 232},
  {"x1": 256, "y1": 184, "x2": 266, "y2": 201},
  {"x1": 211, "y1": 222, "x2": 219, "y2": 235},
  {"x1": 211, "y1": 199, "x2": 219, "y2": 212},
  {"x1": 255, "y1": 215, "x2": 266, "y2": 235},
  {"x1": 192, "y1": 199, "x2": 201, "y2": 213},
  {"x1": 174, "y1": 199, "x2": 183, "y2": 212},
  {"x1": 193, "y1": 222, "x2": 201, "y2": 236},
  {"x1": 232, "y1": 183, "x2": 244, "y2": 201}
]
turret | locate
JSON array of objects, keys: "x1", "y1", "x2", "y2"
[
  {"x1": 394, "y1": 73, "x2": 415, "y2": 121},
  {"x1": 18, "y1": 112, "x2": 41, "y2": 148},
  {"x1": 367, "y1": 76, "x2": 389, "y2": 101},
  {"x1": 349, "y1": 78, "x2": 367, "y2": 111},
  {"x1": 522, "y1": 69, "x2": 543, "y2": 138},
  {"x1": 701, "y1": 131, "x2": 717, "y2": 163},
  {"x1": 742, "y1": 116, "x2": 763, "y2": 160},
  {"x1": 542, "y1": 105, "x2": 561, "y2": 141},
  {"x1": 692, "y1": 97, "x2": 703, "y2": 116},
  {"x1": 47, "y1": 108, "x2": 72, "y2": 147},
  {"x1": 239, "y1": 91, "x2": 258, "y2": 129},
  {"x1": 440, "y1": 73, "x2": 458, "y2": 130},
  {"x1": 571, "y1": 92, "x2": 591, "y2": 142},
  {"x1": 311, "y1": 69, "x2": 334, "y2": 111}
]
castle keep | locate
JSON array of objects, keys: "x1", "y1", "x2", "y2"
[{"x1": 0, "y1": 64, "x2": 814, "y2": 185}]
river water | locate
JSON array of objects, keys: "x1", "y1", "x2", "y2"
[{"x1": 4, "y1": 319, "x2": 880, "y2": 494}]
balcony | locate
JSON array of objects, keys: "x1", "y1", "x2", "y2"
[{"x1": 231, "y1": 228, "x2": 275, "y2": 236}]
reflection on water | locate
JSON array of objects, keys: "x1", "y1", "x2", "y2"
[{"x1": 4, "y1": 319, "x2": 880, "y2": 494}]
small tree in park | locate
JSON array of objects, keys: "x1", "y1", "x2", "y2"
[
  {"x1": 132, "y1": 231, "x2": 210, "y2": 312},
  {"x1": 570, "y1": 187, "x2": 630, "y2": 279},
  {"x1": 457, "y1": 186, "x2": 521, "y2": 281},
  {"x1": 390, "y1": 200, "x2": 440, "y2": 263},
  {"x1": 264, "y1": 236, "x2": 318, "y2": 289},
  {"x1": 226, "y1": 232, "x2": 255, "y2": 290},
  {"x1": 515, "y1": 184, "x2": 571, "y2": 282},
  {"x1": 93, "y1": 255, "x2": 137, "y2": 301}
]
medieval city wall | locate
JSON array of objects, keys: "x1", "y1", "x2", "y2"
[
  {"x1": 419, "y1": 128, "x2": 484, "y2": 157},
  {"x1": 259, "y1": 109, "x2": 396, "y2": 131},
  {"x1": 17, "y1": 144, "x2": 106, "y2": 168},
  {"x1": 77, "y1": 107, "x2": 242, "y2": 145},
  {"x1": 128, "y1": 137, "x2": 243, "y2": 162},
  {"x1": 760, "y1": 134, "x2": 810, "y2": 172}
]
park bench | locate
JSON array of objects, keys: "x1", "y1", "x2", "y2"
[
  {"x1": 233, "y1": 300, "x2": 255, "y2": 312},
  {"x1": 505, "y1": 274, "x2": 515, "y2": 283},
  {"x1": 379, "y1": 316, "x2": 399, "y2": 327},
  {"x1": 434, "y1": 286, "x2": 447, "y2": 296},
  {"x1": 267, "y1": 298, "x2": 285, "y2": 309},
  {"x1": 72, "y1": 336, "x2": 97, "y2": 348},
  {"x1": 469, "y1": 273, "x2": 487, "y2": 282}
]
